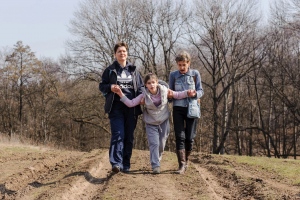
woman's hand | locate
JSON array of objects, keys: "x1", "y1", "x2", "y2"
[
  {"x1": 111, "y1": 85, "x2": 124, "y2": 97},
  {"x1": 111, "y1": 84, "x2": 120, "y2": 93},
  {"x1": 167, "y1": 89, "x2": 174, "y2": 99},
  {"x1": 187, "y1": 89, "x2": 196, "y2": 97}
]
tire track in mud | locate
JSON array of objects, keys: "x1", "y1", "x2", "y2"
[
  {"x1": 94, "y1": 150, "x2": 189, "y2": 200},
  {"x1": 191, "y1": 153, "x2": 300, "y2": 200},
  {"x1": 192, "y1": 163, "x2": 230, "y2": 199},
  {"x1": 3, "y1": 144, "x2": 298, "y2": 200},
  {"x1": 94, "y1": 150, "x2": 221, "y2": 200},
  {"x1": 60, "y1": 150, "x2": 111, "y2": 200},
  {"x1": 1, "y1": 149, "x2": 87, "y2": 200}
]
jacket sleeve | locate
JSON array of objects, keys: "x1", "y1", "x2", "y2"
[
  {"x1": 136, "y1": 71, "x2": 144, "y2": 96},
  {"x1": 99, "y1": 68, "x2": 112, "y2": 97},
  {"x1": 194, "y1": 70, "x2": 204, "y2": 99},
  {"x1": 169, "y1": 72, "x2": 175, "y2": 91}
]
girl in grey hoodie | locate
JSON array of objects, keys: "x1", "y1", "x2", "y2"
[{"x1": 115, "y1": 73, "x2": 195, "y2": 174}]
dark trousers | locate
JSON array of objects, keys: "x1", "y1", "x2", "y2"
[
  {"x1": 109, "y1": 106, "x2": 137, "y2": 170},
  {"x1": 173, "y1": 106, "x2": 198, "y2": 151}
]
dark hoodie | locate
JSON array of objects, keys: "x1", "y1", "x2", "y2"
[{"x1": 99, "y1": 61, "x2": 144, "y2": 115}]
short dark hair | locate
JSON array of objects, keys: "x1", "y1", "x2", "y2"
[
  {"x1": 114, "y1": 42, "x2": 128, "y2": 54},
  {"x1": 175, "y1": 51, "x2": 191, "y2": 63}
]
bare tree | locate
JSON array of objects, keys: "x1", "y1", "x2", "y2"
[
  {"x1": 67, "y1": 0, "x2": 143, "y2": 79},
  {"x1": 130, "y1": 0, "x2": 191, "y2": 80},
  {"x1": 188, "y1": 0, "x2": 264, "y2": 154},
  {"x1": 4, "y1": 41, "x2": 41, "y2": 137}
]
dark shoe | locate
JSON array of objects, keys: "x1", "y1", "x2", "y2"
[
  {"x1": 175, "y1": 149, "x2": 186, "y2": 174},
  {"x1": 122, "y1": 168, "x2": 130, "y2": 173},
  {"x1": 112, "y1": 166, "x2": 120, "y2": 173},
  {"x1": 153, "y1": 167, "x2": 160, "y2": 174}
]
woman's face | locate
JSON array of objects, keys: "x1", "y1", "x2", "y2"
[
  {"x1": 177, "y1": 60, "x2": 190, "y2": 74},
  {"x1": 146, "y1": 78, "x2": 158, "y2": 95},
  {"x1": 115, "y1": 46, "x2": 127, "y2": 63}
]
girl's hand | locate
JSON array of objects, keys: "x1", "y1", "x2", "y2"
[
  {"x1": 167, "y1": 89, "x2": 174, "y2": 98},
  {"x1": 140, "y1": 97, "x2": 145, "y2": 105}
]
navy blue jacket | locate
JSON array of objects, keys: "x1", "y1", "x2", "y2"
[{"x1": 99, "y1": 61, "x2": 144, "y2": 115}]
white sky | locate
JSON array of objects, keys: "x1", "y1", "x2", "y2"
[
  {"x1": 0, "y1": 0, "x2": 82, "y2": 60},
  {"x1": 0, "y1": 0, "x2": 270, "y2": 60}
]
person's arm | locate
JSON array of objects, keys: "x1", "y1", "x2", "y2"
[
  {"x1": 168, "y1": 72, "x2": 175, "y2": 100},
  {"x1": 168, "y1": 72, "x2": 175, "y2": 91},
  {"x1": 136, "y1": 71, "x2": 144, "y2": 96},
  {"x1": 171, "y1": 90, "x2": 196, "y2": 99},
  {"x1": 99, "y1": 68, "x2": 113, "y2": 96},
  {"x1": 194, "y1": 70, "x2": 204, "y2": 98},
  {"x1": 119, "y1": 92, "x2": 145, "y2": 107}
]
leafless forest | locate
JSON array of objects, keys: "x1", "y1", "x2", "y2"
[{"x1": 0, "y1": 0, "x2": 300, "y2": 158}]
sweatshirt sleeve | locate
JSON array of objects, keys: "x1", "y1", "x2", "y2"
[
  {"x1": 120, "y1": 94, "x2": 144, "y2": 107},
  {"x1": 173, "y1": 91, "x2": 188, "y2": 99}
]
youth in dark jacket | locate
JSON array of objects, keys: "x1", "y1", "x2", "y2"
[{"x1": 99, "y1": 42, "x2": 143, "y2": 173}]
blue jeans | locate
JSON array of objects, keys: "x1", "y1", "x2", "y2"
[
  {"x1": 173, "y1": 106, "x2": 198, "y2": 151},
  {"x1": 109, "y1": 105, "x2": 137, "y2": 170}
]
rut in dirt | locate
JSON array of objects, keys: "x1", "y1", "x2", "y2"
[{"x1": 1, "y1": 145, "x2": 300, "y2": 200}]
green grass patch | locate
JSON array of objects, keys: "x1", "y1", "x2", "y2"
[{"x1": 227, "y1": 155, "x2": 300, "y2": 185}]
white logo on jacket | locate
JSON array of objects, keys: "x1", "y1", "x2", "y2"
[{"x1": 117, "y1": 71, "x2": 133, "y2": 89}]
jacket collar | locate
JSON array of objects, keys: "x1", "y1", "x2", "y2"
[
  {"x1": 109, "y1": 60, "x2": 136, "y2": 72},
  {"x1": 173, "y1": 69, "x2": 193, "y2": 79}
]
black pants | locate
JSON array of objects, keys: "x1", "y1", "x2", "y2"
[{"x1": 173, "y1": 106, "x2": 198, "y2": 151}]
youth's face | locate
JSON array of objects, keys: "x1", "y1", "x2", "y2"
[
  {"x1": 177, "y1": 60, "x2": 190, "y2": 74},
  {"x1": 146, "y1": 78, "x2": 158, "y2": 94},
  {"x1": 115, "y1": 46, "x2": 127, "y2": 63}
]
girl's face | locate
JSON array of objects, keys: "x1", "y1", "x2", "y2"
[
  {"x1": 115, "y1": 46, "x2": 127, "y2": 63},
  {"x1": 177, "y1": 60, "x2": 190, "y2": 74},
  {"x1": 146, "y1": 78, "x2": 158, "y2": 95}
]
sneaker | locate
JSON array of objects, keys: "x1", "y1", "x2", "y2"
[
  {"x1": 153, "y1": 167, "x2": 160, "y2": 174},
  {"x1": 122, "y1": 168, "x2": 130, "y2": 173},
  {"x1": 112, "y1": 166, "x2": 120, "y2": 173}
]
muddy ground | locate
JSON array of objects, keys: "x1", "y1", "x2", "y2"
[{"x1": 0, "y1": 143, "x2": 300, "y2": 200}]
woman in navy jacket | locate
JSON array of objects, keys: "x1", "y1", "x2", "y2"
[{"x1": 99, "y1": 42, "x2": 143, "y2": 173}]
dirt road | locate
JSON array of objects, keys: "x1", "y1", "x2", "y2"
[{"x1": 0, "y1": 144, "x2": 299, "y2": 199}]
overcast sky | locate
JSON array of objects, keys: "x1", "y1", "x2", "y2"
[
  {"x1": 0, "y1": 0, "x2": 270, "y2": 60},
  {"x1": 0, "y1": 0, "x2": 82, "y2": 60}
]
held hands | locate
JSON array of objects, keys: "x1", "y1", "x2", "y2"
[
  {"x1": 111, "y1": 84, "x2": 120, "y2": 93},
  {"x1": 140, "y1": 97, "x2": 145, "y2": 105},
  {"x1": 111, "y1": 84, "x2": 123, "y2": 97},
  {"x1": 187, "y1": 89, "x2": 196, "y2": 98},
  {"x1": 167, "y1": 89, "x2": 174, "y2": 99}
]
